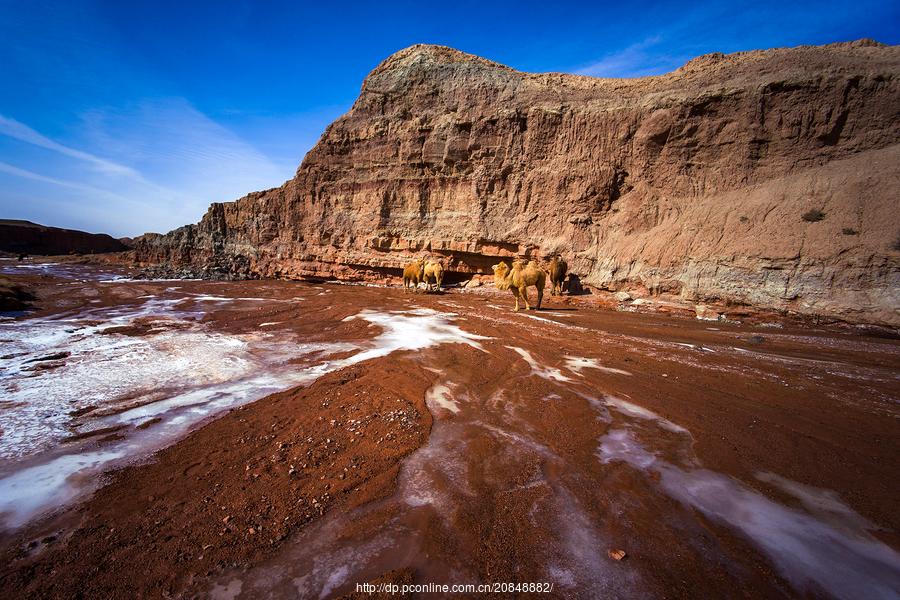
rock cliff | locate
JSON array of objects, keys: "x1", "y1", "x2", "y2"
[{"x1": 133, "y1": 40, "x2": 900, "y2": 325}]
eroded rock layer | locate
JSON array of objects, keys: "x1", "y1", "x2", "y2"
[{"x1": 133, "y1": 40, "x2": 900, "y2": 325}]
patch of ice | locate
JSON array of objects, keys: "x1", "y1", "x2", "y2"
[
  {"x1": 350, "y1": 309, "x2": 489, "y2": 362},
  {"x1": 549, "y1": 483, "x2": 638, "y2": 595},
  {"x1": 0, "y1": 305, "x2": 489, "y2": 529},
  {"x1": 756, "y1": 472, "x2": 878, "y2": 535},
  {"x1": 520, "y1": 313, "x2": 560, "y2": 325},
  {"x1": 399, "y1": 423, "x2": 474, "y2": 510},
  {"x1": 599, "y1": 429, "x2": 900, "y2": 599},
  {"x1": 518, "y1": 312, "x2": 589, "y2": 331},
  {"x1": 101, "y1": 277, "x2": 204, "y2": 283},
  {"x1": 425, "y1": 383, "x2": 460, "y2": 414},
  {"x1": 187, "y1": 295, "x2": 233, "y2": 302},
  {"x1": 548, "y1": 566, "x2": 576, "y2": 588},
  {"x1": 286, "y1": 526, "x2": 396, "y2": 599},
  {"x1": 319, "y1": 565, "x2": 349, "y2": 599},
  {"x1": 1, "y1": 263, "x2": 124, "y2": 281},
  {"x1": 4, "y1": 262, "x2": 58, "y2": 268},
  {"x1": 0, "y1": 449, "x2": 125, "y2": 528},
  {"x1": 209, "y1": 579, "x2": 243, "y2": 600},
  {"x1": 576, "y1": 391, "x2": 612, "y2": 423},
  {"x1": 564, "y1": 356, "x2": 632, "y2": 376},
  {"x1": 603, "y1": 396, "x2": 686, "y2": 434},
  {"x1": 599, "y1": 429, "x2": 658, "y2": 469},
  {"x1": 0, "y1": 315, "x2": 299, "y2": 459},
  {"x1": 478, "y1": 422, "x2": 642, "y2": 595},
  {"x1": 506, "y1": 346, "x2": 572, "y2": 382},
  {"x1": 675, "y1": 342, "x2": 716, "y2": 353},
  {"x1": 0, "y1": 337, "x2": 350, "y2": 528}
]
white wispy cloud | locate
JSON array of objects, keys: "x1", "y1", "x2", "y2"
[
  {"x1": 573, "y1": 36, "x2": 688, "y2": 78},
  {"x1": 0, "y1": 160, "x2": 132, "y2": 202},
  {"x1": 76, "y1": 98, "x2": 292, "y2": 206},
  {"x1": 0, "y1": 114, "x2": 141, "y2": 178},
  {"x1": 0, "y1": 99, "x2": 297, "y2": 236}
]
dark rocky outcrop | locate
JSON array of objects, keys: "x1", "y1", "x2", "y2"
[
  {"x1": 133, "y1": 40, "x2": 900, "y2": 325},
  {"x1": 0, "y1": 220, "x2": 128, "y2": 255},
  {"x1": 0, "y1": 275, "x2": 35, "y2": 311}
]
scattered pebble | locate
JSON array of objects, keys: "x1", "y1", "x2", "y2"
[{"x1": 608, "y1": 549, "x2": 627, "y2": 561}]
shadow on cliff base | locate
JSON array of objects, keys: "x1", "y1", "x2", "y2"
[{"x1": 565, "y1": 274, "x2": 591, "y2": 295}]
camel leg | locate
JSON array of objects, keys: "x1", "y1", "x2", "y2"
[
  {"x1": 511, "y1": 288, "x2": 521, "y2": 312},
  {"x1": 536, "y1": 284, "x2": 544, "y2": 310},
  {"x1": 520, "y1": 286, "x2": 532, "y2": 310}
]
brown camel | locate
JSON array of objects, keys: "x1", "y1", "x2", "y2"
[
  {"x1": 423, "y1": 260, "x2": 444, "y2": 292},
  {"x1": 402, "y1": 259, "x2": 425, "y2": 291},
  {"x1": 548, "y1": 256, "x2": 568, "y2": 295},
  {"x1": 492, "y1": 260, "x2": 546, "y2": 311}
]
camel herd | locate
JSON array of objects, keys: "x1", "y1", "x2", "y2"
[
  {"x1": 401, "y1": 256, "x2": 568, "y2": 312},
  {"x1": 402, "y1": 258, "x2": 444, "y2": 292}
]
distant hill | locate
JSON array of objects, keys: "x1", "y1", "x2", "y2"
[{"x1": 0, "y1": 220, "x2": 128, "y2": 255}]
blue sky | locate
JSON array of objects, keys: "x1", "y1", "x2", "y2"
[{"x1": 1, "y1": 1, "x2": 897, "y2": 237}]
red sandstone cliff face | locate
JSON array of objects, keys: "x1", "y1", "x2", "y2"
[{"x1": 133, "y1": 40, "x2": 900, "y2": 325}]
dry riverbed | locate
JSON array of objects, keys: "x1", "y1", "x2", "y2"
[{"x1": 0, "y1": 260, "x2": 898, "y2": 598}]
